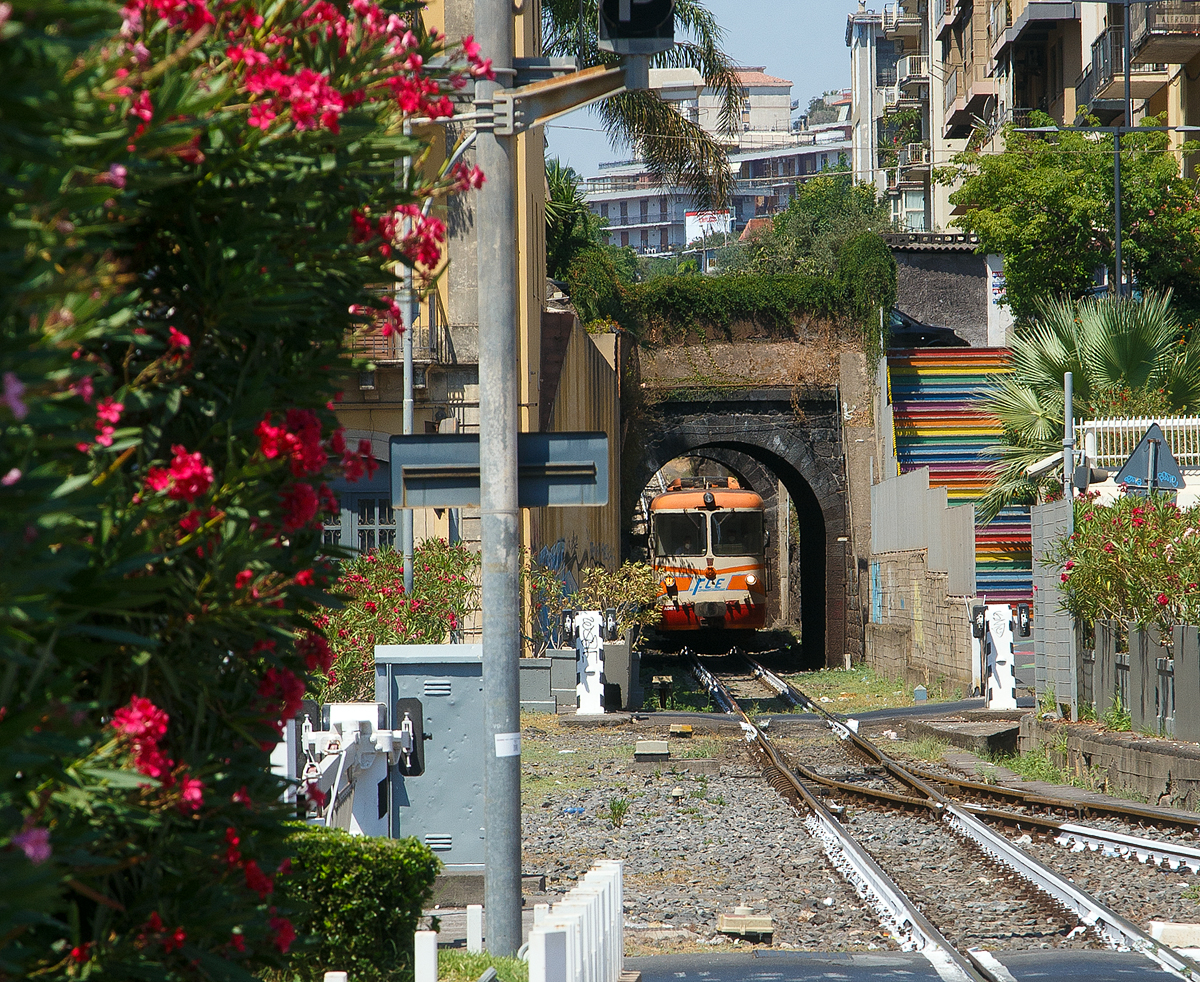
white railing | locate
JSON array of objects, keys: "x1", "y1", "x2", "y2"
[
  {"x1": 1076, "y1": 416, "x2": 1200, "y2": 469},
  {"x1": 897, "y1": 54, "x2": 930, "y2": 83},
  {"x1": 530, "y1": 861, "x2": 624, "y2": 982}
]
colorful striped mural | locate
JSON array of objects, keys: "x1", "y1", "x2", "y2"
[{"x1": 888, "y1": 348, "x2": 1033, "y2": 603}]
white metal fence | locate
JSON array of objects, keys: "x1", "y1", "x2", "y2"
[{"x1": 1075, "y1": 416, "x2": 1200, "y2": 470}]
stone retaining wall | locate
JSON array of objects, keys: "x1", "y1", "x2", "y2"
[
  {"x1": 865, "y1": 549, "x2": 974, "y2": 691},
  {"x1": 1020, "y1": 716, "x2": 1200, "y2": 812}
]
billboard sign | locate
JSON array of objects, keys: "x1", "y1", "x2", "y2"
[{"x1": 685, "y1": 209, "x2": 733, "y2": 245}]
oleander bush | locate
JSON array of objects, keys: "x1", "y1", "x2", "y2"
[
  {"x1": 0, "y1": 1, "x2": 487, "y2": 978},
  {"x1": 279, "y1": 826, "x2": 441, "y2": 982},
  {"x1": 1051, "y1": 493, "x2": 1200, "y2": 633},
  {"x1": 312, "y1": 540, "x2": 480, "y2": 703}
]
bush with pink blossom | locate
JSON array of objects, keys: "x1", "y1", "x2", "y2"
[{"x1": 0, "y1": 1, "x2": 485, "y2": 977}]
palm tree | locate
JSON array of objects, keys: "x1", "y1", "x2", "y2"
[
  {"x1": 541, "y1": 0, "x2": 741, "y2": 208},
  {"x1": 545, "y1": 158, "x2": 606, "y2": 280},
  {"x1": 978, "y1": 290, "x2": 1200, "y2": 521}
]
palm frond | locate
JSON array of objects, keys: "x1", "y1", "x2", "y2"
[
  {"x1": 540, "y1": 0, "x2": 738, "y2": 206},
  {"x1": 596, "y1": 90, "x2": 734, "y2": 208}
]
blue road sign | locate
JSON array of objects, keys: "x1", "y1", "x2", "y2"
[
  {"x1": 1114, "y1": 422, "x2": 1182, "y2": 498},
  {"x1": 389, "y1": 432, "x2": 609, "y2": 508}
]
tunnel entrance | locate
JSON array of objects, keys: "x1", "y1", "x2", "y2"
[
  {"x1": 634, "y1": 452, "x2": 829, "y2": 671},
  {"x1": 625, "y1": 387, "x2": 850, "y2": 670}
]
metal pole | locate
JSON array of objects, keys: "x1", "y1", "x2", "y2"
[
  {"x1": 1114, "y1": 132, "x2": 1123, "y2": 297},
  {"x1": 402, "y1": 123, "x2": 415, "y2": 595},
  {"x1": 1115, "y1": 0, "x2": 1132, "y2": 297},
  {"x1": 475, "y1": 0, "x2": 522, "y2": 955},
  {"x1": 1063, "y1": 371, "x2": 1074, "y2": 502}
]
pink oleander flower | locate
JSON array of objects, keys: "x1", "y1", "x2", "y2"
[
  {"x1": 2, "y1": 371, "x2": 27, "y2": 420},
  {"x1": 12, "y1": 825, "x2": 51, "y2": 864}
]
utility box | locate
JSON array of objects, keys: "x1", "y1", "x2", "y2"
[{"x1": 375, "y1": 645, "x2": 485, "y2": 871}]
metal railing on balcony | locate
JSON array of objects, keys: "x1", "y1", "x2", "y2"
[
  {"x1": 1076, "y1": 65, "x2": 1096, "y2": 112},
  {"x1": 1091, "y1": 26, "x2": 1168, "y2": 96},
  {"x1": 1131, "y1": 1, "x2": 1200, "y2": 54},
  {"x1": 349, "y1": 293, "x2": 451, "y2": 366},
  {"x1": 897, "y1": 54, "x2": 930, "y2": 85},
  {"x1": 882, "y1": 2, "x2": 922, "y2": 32}
]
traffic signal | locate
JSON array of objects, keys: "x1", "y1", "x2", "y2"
[
  {"x1": 1072, "y1": 462, "x2": 1110, "y2": 493},
  {"x1": 598, "y1": 0, "x2": 675, "y2": 55}
]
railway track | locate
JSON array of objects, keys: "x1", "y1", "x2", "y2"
[{"x1": 685, "y1": 649, "x2": 1200, "y2": 980}]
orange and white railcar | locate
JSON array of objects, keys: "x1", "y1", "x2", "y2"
[{"x1": 649, "y1": 477, "x2": 767, "y2": 632}]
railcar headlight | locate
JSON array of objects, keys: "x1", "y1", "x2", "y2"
[
  {"x1": 664, "y1": 577, "x2": 678, "y2": 597},
  {"x1": 745, "y1": 574, "x2": 758, "y2": 588}
]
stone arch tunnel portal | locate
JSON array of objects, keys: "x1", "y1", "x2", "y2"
[{"x1": 630, "y1": 407, "x2": 846, "y2": 672}]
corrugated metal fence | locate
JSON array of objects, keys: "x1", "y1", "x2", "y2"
[{"x1": 870, "y1": 467, "x2": 976, "y2": 596}]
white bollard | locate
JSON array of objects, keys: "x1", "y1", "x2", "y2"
[
  {"x1": 323, "y1": 974, "x2": 349, "y2": 982},
  {"x1": 467, "y1": 904, "x2": 484, "y2": 953},
  {"x1": 529, "y1": 925, "x2": 570, "y2": 982},
  {"x1": 415, "y1": 930, "x2": 438, "y2": 982}
]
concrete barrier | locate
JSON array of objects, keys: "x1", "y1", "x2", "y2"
[{"x1": 529, "y1": 860, "x2": 623, "y2": 982}]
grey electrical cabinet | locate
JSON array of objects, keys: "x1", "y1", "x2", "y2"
[{"x1": 374, "y1": 645, "x2": 485, "y2": 871}]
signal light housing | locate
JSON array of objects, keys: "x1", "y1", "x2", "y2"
[{"x1": 598, "y1": 0, "x2": 676, "y2": 55}]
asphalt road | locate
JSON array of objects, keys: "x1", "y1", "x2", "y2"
[{"x1": 628, "y1": 948, "x2": 1190, "y2": 981}]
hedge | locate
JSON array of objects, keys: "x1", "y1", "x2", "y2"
[{"x1": 281, "y1": 827, "x2": 441, "y2": 982}]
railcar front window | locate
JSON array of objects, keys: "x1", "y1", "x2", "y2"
[
  {"x1": 654, "y1": 514, "x2": 707, "y2": 557},
  {"x1": 711, "y1": 511, "x2": 763, "y2": 556}
]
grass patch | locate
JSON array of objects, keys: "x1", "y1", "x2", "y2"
[
  {"x1": 984, "y1": 743, "x2": 1145, "y2": 802},
  {"x1": 439, "y1": 951, "x2": 528, "y2": 982},
  {"x1": 783, "y1": 666, "x2": 967, "y2": 714},
  {"x1": 892, "y1": 736, "x2": 948, "y2": 763}
]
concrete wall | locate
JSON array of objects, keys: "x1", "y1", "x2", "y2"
[
  {"x1": 1021, "y1": 717, "x2": 1200, "y2": 811},
  {"x1": 866, "y1": 549, "x2": 975, "y2": 690}
]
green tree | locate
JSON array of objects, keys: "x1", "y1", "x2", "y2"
[
  {"x1": 806, "y1": 93, "x2": 841, "y2": 126},
  {"x1": 978, "y1": 290, "x2": 1200, "y2": 520},
  {"x1": 541, "y1": 0, "x2": 741, "y2": 207},
  {"x1": 734, "y1": 174, "x2": 892, "y2": 275},
  {"x1": 944, "y1": 116, "x2": 1200, "y2": 318},
  {"x1": 546, "y1": 158, "x2": 607, "y2": 280}
]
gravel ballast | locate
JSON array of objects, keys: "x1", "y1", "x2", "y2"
[
  {"x1": 520, "y1": 716, "x2": 891, "y2": 954},
  {"x1": 519, "y1": 711, "x2": 1200, "y2": 955}
]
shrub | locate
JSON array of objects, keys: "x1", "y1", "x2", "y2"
[
  {"x1": 0, "y1": 2, "x2": 484, "y2": 977},
  {"x1": 281, "y1": 827, "x2": 441, "y2": 982},
  {"x1": 1051, "y1": 493, "x2": 1200, "y2": 633},
  {"x1": 313, "y1": 540, "x2": 480, "y2": 702},
  {"x1": 524, "y1": 560, "x2": 659, "y2": 654}
]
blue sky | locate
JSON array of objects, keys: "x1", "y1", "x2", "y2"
[{"x1": 544, "y1": 1, "x2": 866, "y2": 178}]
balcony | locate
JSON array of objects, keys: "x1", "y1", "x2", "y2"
[
  {"x1": 1090, "y1": 27, "x2": 1169, "y2": 101},
  {"x1": 897, "y1": 54, "x2": 930, "y2": 91},
  {"x1": 882, "y1": 1, "x2": 923, "y2": 37},
  {"x1": 348, "y1": 294, "x2": 451, "y2": 366},
  {"x1": 1132, "y1": 2, "x2": 1200, "y2": 64},
  {"x1": 885, "y1": 83, "x2": 925, "y2": 112},
  {"x1": 899, "y1": 141, "x2": 932, "y2": 172}
]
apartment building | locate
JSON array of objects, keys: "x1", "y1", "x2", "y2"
[
  {"x1": 847, "y1": 2, "x2": 934, "y2": 231},
  {"x1": 584, "y1": 66, "x2": 852, "y2": 254},
  {"x1": 585, "y1": 137, "x2": 852, "y2": 255},
  {"x1": 851, "y1": 1, "x2": 1200, "y2": 232}
]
